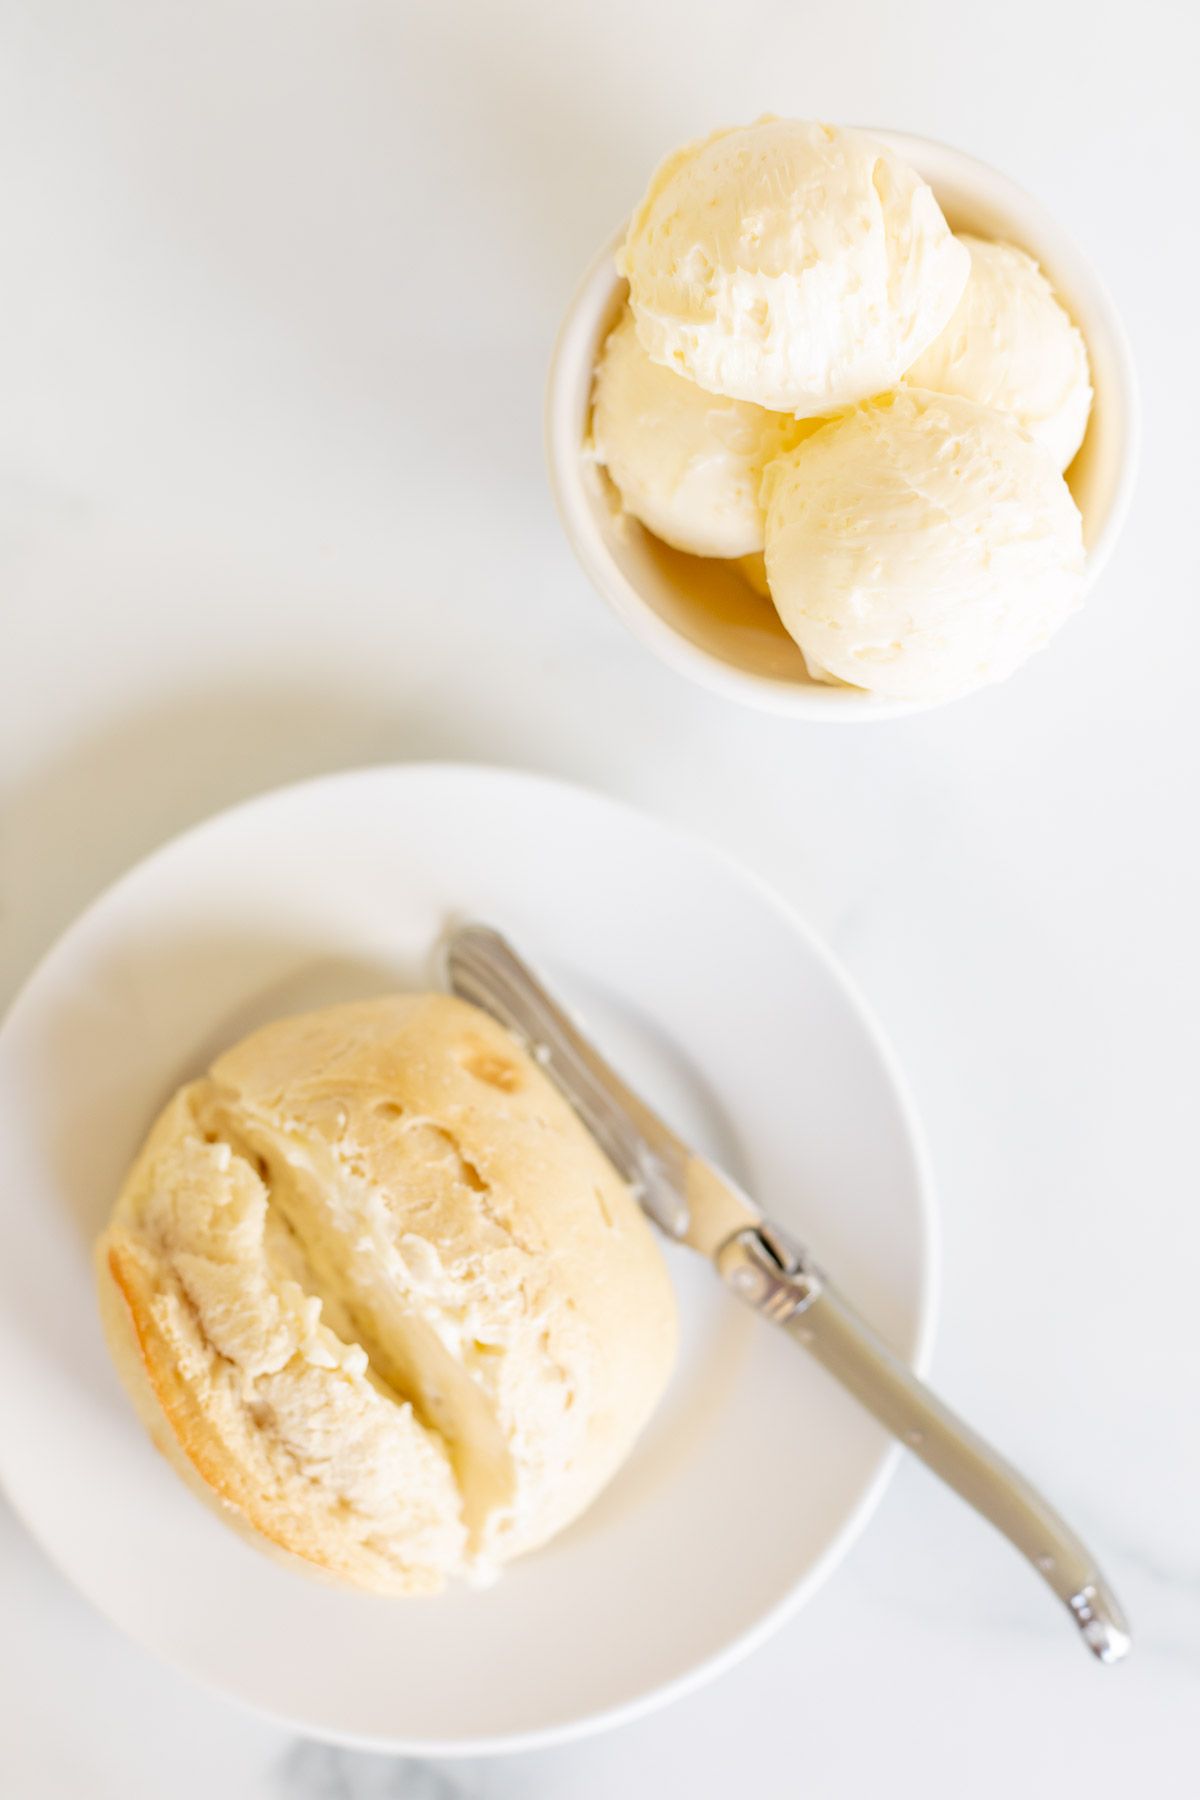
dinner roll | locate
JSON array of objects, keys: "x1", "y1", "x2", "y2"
[{"x1": 97, "y1": 993, "x2": 677, "y2": 1594}]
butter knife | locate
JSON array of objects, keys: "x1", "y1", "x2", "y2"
[{"x1": 444, "y1": 922, "x2": 1130, "y2": 1664}]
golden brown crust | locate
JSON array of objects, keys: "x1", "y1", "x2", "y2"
[
  {"x1": 104, "y1": 1240, "x2": 354, "y2": 1583},
  {"x1": 99, "y1": 1239, "x2": 445, "y2": 1595}
]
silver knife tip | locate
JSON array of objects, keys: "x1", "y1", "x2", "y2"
[{"x1": 1070, "y1": 1584, "x2": 1132, "y2": 1664}]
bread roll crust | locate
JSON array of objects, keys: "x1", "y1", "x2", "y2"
[{"x1": 96, "y1": 994, "x2": 677, "y2": 1593}]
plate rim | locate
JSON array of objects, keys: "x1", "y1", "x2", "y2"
[{"x1": 0, "y1": 760, "x2": 940, "y2": 1755}]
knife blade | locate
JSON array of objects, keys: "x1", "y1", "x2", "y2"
[{"x1": 442, "y1": 919, "x2": 760, "y2": 1256}]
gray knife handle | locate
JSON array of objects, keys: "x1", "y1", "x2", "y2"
[{"x1": 717, "y1": 1223, "x2": 1130, "y2": 1663}]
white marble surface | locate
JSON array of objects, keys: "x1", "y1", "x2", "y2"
[{"x1": 1, "y1": 1, "x2": 1197, "y2": 1793}]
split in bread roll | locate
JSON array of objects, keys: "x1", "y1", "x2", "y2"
[{"x1": 96, "y1": 993, "x2": 678, "y2": 1595}]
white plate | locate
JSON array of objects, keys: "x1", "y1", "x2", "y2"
[{"x1": 0, "y1": 764, "x2": 936, "y2": 1753}]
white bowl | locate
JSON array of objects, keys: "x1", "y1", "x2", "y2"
[{"x1": 545, "y1": 130, "x2": 1140, "y2": 720}]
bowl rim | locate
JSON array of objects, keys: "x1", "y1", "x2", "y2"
[{"x1": 545, "y1": 126, "x2": 1141, "y2": 722}]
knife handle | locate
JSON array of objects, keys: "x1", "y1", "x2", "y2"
[{"x1": 717, "y1": 1223, "x2": 1130, "y2": 1663}]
